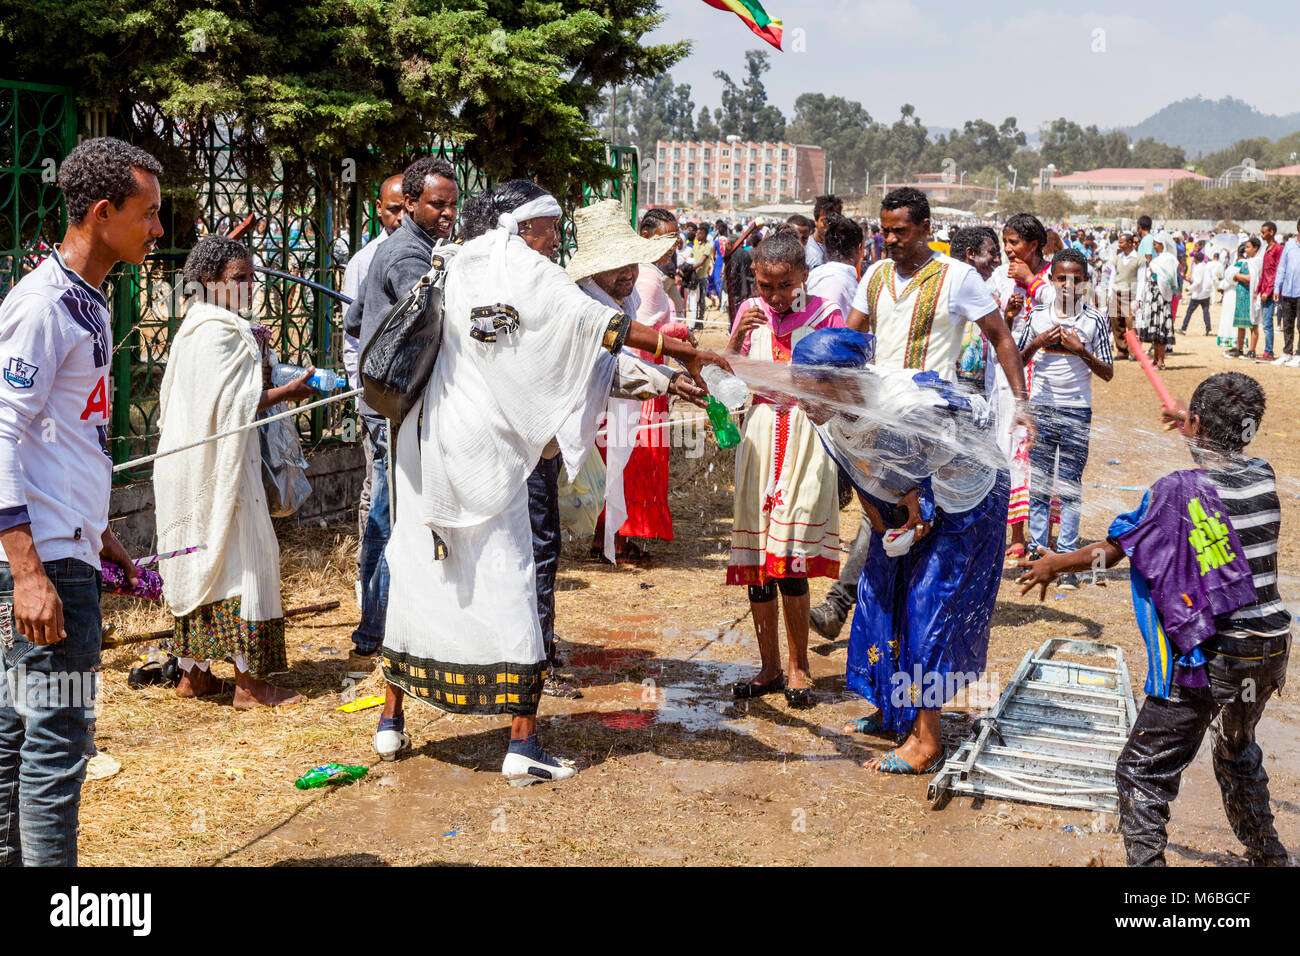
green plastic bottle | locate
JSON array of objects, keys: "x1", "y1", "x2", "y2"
[
  {"x1": 707, "y1": 397, "x2": 741, "y2": 449},
  {"x1": 294, "y1": 763, "x2": 368, "y2": 790}
]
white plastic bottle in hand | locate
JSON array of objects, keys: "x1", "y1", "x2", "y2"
[
  {"x1": 700, "y1": 364, "x2": 749, "y2": 410},
  {"x1": 271, "y1": 362, "x2": 345, "y2": 391}
]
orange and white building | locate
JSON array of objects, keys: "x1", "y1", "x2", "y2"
[
  {"x1": 650, "y1": 140, "x2": 827, "y2": 208},
  {"x1": 1043, "y1": 167, "x2": 1209, "y2": 204},
  {"x1": 865, "y1": 172, "x2": 997, "y2": 204}
]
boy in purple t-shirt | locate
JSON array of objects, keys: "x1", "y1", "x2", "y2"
[{"x1": 1018, "y1": 372, "x2": 1290, "y2": 867}]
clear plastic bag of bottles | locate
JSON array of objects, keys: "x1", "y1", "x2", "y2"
[{"x1": 259, "y1": 403, "x2": 313, "y2": 517}]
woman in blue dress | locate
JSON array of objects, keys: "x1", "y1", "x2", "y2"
[{"x1": 792, "y1": 328, "x2": 1010, "y2": 775}]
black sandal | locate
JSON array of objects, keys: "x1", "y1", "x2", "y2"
[
  {"x1": 784, "y1": 685, "x2": 814, "y2": 709},
  {"x1": 733, "y1": 673, "x2": 785, "y2": 699},
  {"x1": 128, "y1": 652, "x2": 182, "y2": 689}
]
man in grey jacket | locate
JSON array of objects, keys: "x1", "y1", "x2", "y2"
[{"x1": 344, "y1": 156, "x2": 458, "y2": 680}]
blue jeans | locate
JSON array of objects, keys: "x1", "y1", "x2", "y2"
[
  {"x1": 1028, "y1": 405, "x2": 1092, "y2": 555},
  {"x1": 1261, "y1": 298, "x2": 1276, "y2": 355},
  {"x1": 0, "y1": 558, "x2": 102, "y2": 866},
  {"x1": 528, "y1": 455, "x2": 561, "y2": 662},
  {"x1": 351, "y1": 416, "x2": 389, "y2": 655}
]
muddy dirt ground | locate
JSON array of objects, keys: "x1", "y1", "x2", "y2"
[{"x1": 85, "y1": 309, "x2": 1300, "y2": 866}]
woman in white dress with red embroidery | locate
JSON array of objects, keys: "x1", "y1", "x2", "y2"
[{"x1": 725, "y1": 230, "x2": 844, "y2": 708}]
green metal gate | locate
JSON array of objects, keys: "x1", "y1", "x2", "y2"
[
  {"x1": 105, "y1": 104, "x2": 365, "y2": 479},
  {"x1": 1, "y1": 85, "x2": 639, "y2": 482},
  {"x1": 0, "y1": 80, "x2": 77, "y2": 297}
]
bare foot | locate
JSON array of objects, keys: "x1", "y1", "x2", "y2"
[
  {"x1": 863, "y1": 736, "x2": 942, "y2": 773},
  {"x1": 176, "y1": 667, "x2": 227, "y2": 698},
  {"x1": 233, "y1": 675, "x2": 304, "y2": 710}
]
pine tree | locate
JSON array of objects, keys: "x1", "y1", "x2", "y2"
[{"x1": 0, "y1": 0, "x2": 687, "y2": 193}]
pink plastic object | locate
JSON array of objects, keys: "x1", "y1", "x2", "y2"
[
  {"x1": 101, "y1": 562, "x2": 164, "y2": 601},
  {"x1": 1123, "y1": 331, "x2": 1176, "y2": 411}
]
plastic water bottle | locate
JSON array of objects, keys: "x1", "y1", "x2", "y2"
[
  {"x1": 700, "y1": 364, "x2": 749, "y2": 410},
  {"x1": 706, "y1": 397, "x2": 741, "y2": 449},
  {"x1": 294, "y1": 763, "x2": 368, "y2": 790},
  {"x1": 271, "y1": 362, "x2": 346, "y2": 391}
]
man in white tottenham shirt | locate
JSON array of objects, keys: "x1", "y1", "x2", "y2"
[
  {"x1": 0, "y1": 137, "x2": 162, "y2": 865},
  {"x1": 341, "y1": 173, "x2": 403, "y2": 601},
  {"x1": 806, "y1": 213, "x2": 864, "y2": 317}
]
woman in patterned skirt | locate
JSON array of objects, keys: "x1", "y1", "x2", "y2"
[
  {"x1": 1138, "y1": 232, "x2": 1178, "y2": 370},
  {"x1": 155, "y1": 236, "x2": 315, "y2": 708},
  {"x1": 726, "y1": 230, "x2": 844, "y2": 708}
]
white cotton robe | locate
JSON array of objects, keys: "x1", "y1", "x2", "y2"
[
  {"x1": 153, "y1": 301, "x2": 283, "y2": 623},
  {"x1": 382, "y1": 230, "x2": 622, "y2": 715}
]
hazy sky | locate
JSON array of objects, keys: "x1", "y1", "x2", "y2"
[{"x1": 646, "y1": 0, "x2": 1300, "y2": 133}]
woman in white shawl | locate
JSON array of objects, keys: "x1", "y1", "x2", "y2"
[
  {"x1": 1214, "y1": 247, "x2": 1239, "y2": 347},
  {"x1": 1137, "y1": 231, "x2": 1178, "y2": 369},
  {"x1": 375, "y1": 183, "x2": 729, "y2": 785},
  {"x1": 1225, "y1": 237, "x2": 1263, "y2": 358},
  {"x1": 154, "y1": 236, "x2": 315, "y2": 708}
]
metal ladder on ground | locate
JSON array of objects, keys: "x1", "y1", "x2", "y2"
[{"x1": 929, "y1": 638, "x2": 1138, "y2": 813}]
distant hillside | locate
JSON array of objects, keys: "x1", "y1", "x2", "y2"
[{"x1": 1122, "y1": 97, "x2": 1300, "y2": 157}]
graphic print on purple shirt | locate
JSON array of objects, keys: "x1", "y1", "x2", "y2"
[{"x1": 1109, "y1": 469, "x2": 1258, "y2": 697}]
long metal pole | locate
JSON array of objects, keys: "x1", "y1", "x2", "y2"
[
  {"x1": 104, "y1": 601, "x2": 341, "y2": 649},
  {"x1": 255, "y1": 266, "x2": 353, "y2": 304},
  {"x1": 113, "y1": 388, "x2": 362, "y2": 473}
]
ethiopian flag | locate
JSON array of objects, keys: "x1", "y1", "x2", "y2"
[{"x1": 701, "y1": 0, "x2": 783, "y2": 51}]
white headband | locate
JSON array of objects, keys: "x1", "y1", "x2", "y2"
[{"x1": 497, "y1": 195, "x2": 563, "y2": 235}]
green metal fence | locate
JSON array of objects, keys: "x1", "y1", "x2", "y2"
[
  {"x1": 0, "y1": 81, "x2": 638, "y2": 482},
  {"x1": 106, "y1": 105, "x2": 350, "y2": 477},
  {"x1": 1, "y1": 80, "x2": 76, "y2": 297},
  {"x1": 561, "y1": 144, "x2": 640, "y2": 261}
]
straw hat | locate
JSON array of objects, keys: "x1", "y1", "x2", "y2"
[{"x1": 566, "y1": 199, "x2": 678, "y2": 282}]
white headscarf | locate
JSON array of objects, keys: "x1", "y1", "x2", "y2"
[
  {"x1": 1150, "y1": 231, "x2": 1179, "y2": 300},
  {"x1": 495, "y1": 194, "x2": 562, "y2": 236}
]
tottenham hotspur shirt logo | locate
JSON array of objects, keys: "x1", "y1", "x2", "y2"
[{"x1": 3, "y1": 356, "x2": 38, "y2": 389}]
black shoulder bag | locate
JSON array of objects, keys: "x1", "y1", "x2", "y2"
[{"x1": 359, "y1": 241, "x2": 455, "y2": 422}]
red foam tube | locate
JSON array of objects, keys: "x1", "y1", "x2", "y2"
[{"x1": 1124, "y1": 330, "x2": 1176, "y2": 411}]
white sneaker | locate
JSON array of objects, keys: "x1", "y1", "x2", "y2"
[
  {"x1": 501, "y1": 749, "x2": 578, "y2": 787},
  {"x1": 1272, "y1": 353, "x2": 1291, "y2": 366},
  {"x1": 1287, "y1": 355, "x2": 1300, "y2": 368},
  {"x1": 374, "y1": 727, "x2": 411, "y2": 761}
]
